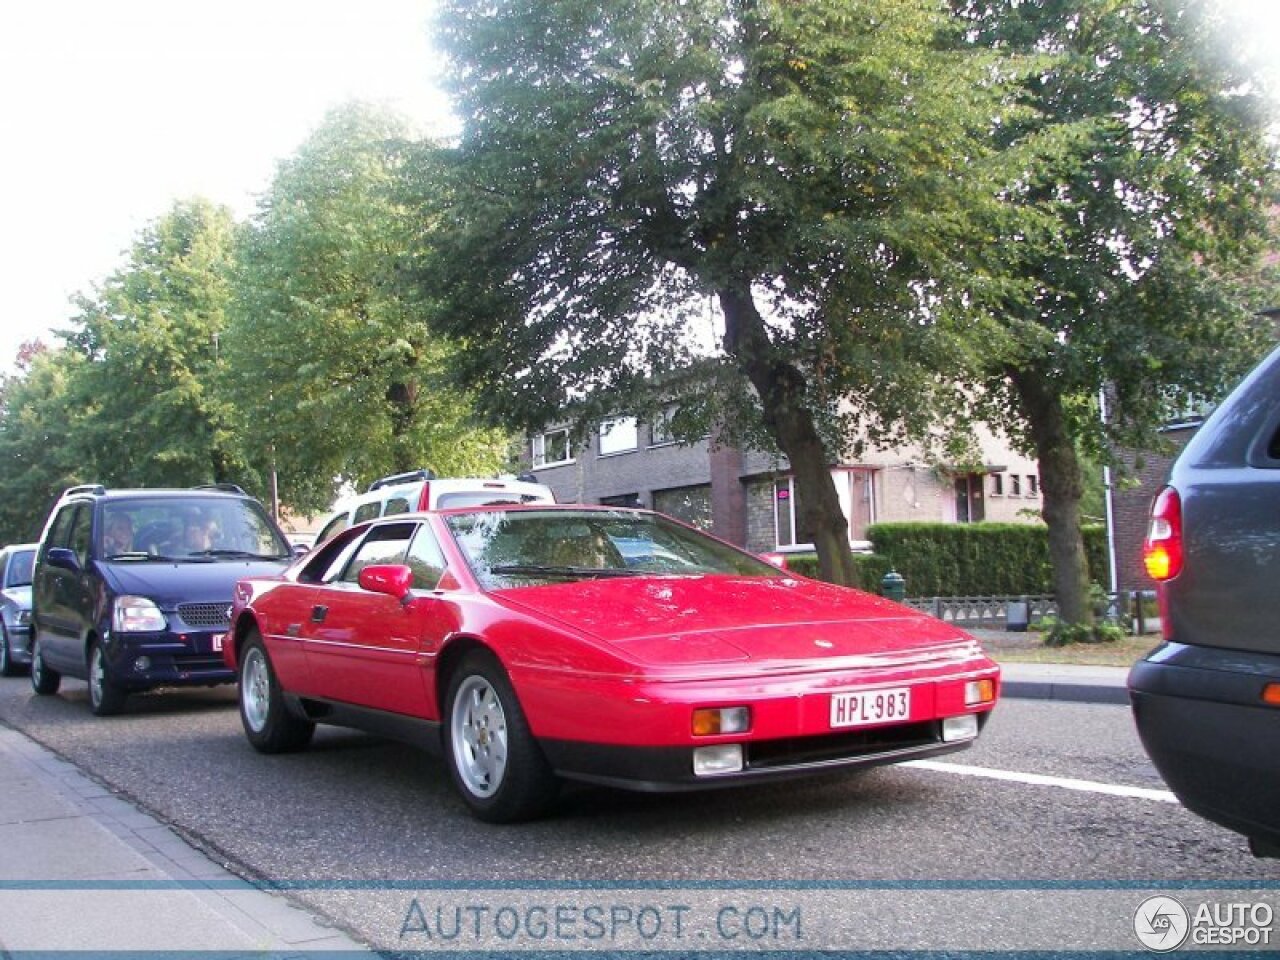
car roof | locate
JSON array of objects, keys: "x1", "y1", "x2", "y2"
[{"x1": 57, "y1": 487, "x2": 255, "y2": 503}]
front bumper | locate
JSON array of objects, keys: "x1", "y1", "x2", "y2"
[
  {"x1": 541, "y1": 713, "x2": 990, "y2": 791},
  {"x1": 6, "y1": 623, "x2": 33, "y2": 664},
  {"x1": 1129, "y1": 642, "x2": 1280, "y2": 850},
  {"x1": 100, "y1": 628, "x2": 235, "y2": 690}
]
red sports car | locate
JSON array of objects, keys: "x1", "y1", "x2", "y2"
[{"x1": 224, "y1": 506, "x2": 1000, "y2": 822}]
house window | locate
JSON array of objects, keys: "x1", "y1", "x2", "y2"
[
  {"x1": 653, "y1": 484, "x2": 713, "y2": 530},
  {"x1": 774, "y1": 478, "x2": 816, "y2": 548},
  {"x1": 650, "y1": 405, "x2": 678, "y2": 446},
  {"x1": 1028, "y1": 475, "x2": 1039, "y2": 497},
  {"x1": 598, "y1": 417, "x2": 638, "y2": 456},
  {"x1": 1010, "y1": 474, "x2": 1022, "y2": 497},
  {"x1": 600, "y1": 493, "x2": 641, "y2": 508},
  {"x1": 991, "y1": 473, "x2": 1004, "y2": 497},
  {"x1": 954, "y1": 475, "x2": 985, "y2": 524},
  {"x1": 532, "y1": 428, "x2": 572, "y2": 467}
]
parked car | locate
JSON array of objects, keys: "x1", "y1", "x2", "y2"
[
  {"x1": 1130, "y1": 342, "x2": 1280, "y2": 858},
  {"x1": 225, "y1": 505, "x2": 1000, "y2": 822},
  {"x1": 31, "y1": 484, "x2": 295, "y2": 715},
  {"x1": 313, "y1": 470, "x2": 555, "y2": 546},
  {"x1": 0, "y1": 542, "x2": 37, "y2": 676}
]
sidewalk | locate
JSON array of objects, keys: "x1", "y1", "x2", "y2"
[
  {"x1": 0, "y1": 723, "x2": 371, "y2": 957},
  {"x1": 969, "y1": 628, "x2": 1132, "y2": 706}
]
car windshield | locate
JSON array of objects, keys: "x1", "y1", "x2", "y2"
[
  {"x1": 445, "y1": 509, "x2": 780, "y2": 589},
  {"x1": 99, "y1": 497, "x2": 290, "y2": 562},
  {"x1": 5, "y1": 549, "x2": 35, "y2": 587}
]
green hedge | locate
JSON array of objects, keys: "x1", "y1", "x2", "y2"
[
  {"x1": 786, "y1": 552, "x2": 891, "y2": 588},
  {"x1": 785, "y1": 523, "x2": 1107, "y2": 597}
]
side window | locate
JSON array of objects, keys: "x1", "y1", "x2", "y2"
[
  {"x1": 44, "y1": 504, "x2": 78, "y2": 555},
  {"x1": 340, "y1": 522, "x2": 416, "y2": 584},
  {"x1": 383, "y1": 496, "x2": 411, "y2": 517},
  {"x1": 69, "y1": 506, "x2": 93, "y2": 565},
  {"x1": 316, "y1": 513, "x2": 349, "y2": 545},
  {"x1": 352, "y1": 502, "x2": 380, "y2": 525},
  {"x1": 406, "y1": 525, "x2": 448, "y2": 590}
]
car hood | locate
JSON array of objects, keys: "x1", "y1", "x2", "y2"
[
  {"x1": 2, "y1": 586, "x2": 31, "y2": 611},
  {"x1": 494, "y1": 575, "x2": 976, "y2": 667},
  {"x1": 99, "y1": 559, "x2": 289, "y2": 610}
]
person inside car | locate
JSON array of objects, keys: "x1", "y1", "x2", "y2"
[
  {"x1": 182, "y1": 516, "x2": 217, "y2": 553},
  {"x1": 102, "y1": 514, "x2": 134, "y2": 556}
]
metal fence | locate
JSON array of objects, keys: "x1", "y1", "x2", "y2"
[{"x1": 902, "y1": 594, "x2": 1059, "y2": 629}]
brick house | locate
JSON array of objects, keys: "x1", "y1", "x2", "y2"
[{"x1": 525, "y1": 415, "x2": 1043, "y2": 553}]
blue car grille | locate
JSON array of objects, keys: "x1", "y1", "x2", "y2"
[{"x1": 177, "y1": 603, "x2": 231, "y2": 629}]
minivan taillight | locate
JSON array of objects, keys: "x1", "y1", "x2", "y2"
[
  {"x1": 417, "y1": 483, "x2": 431, "y2": 511},
  {"x1": 1143, "y1": 486, "x2": 1183, "y2": 581}
]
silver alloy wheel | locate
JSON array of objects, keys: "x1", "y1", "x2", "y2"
[
  {"x1": 31, "y1": 642, "x2": 43, "y2": 684},
  {"x1": 450, "y1": 675, "x2": 509, "y2": 798},
  {"x1": 241, "y1": 646, "x2": 271, "y2": 733},
  {"x1": 89, "y1": 644, "x2": 105, "y2": 707}
]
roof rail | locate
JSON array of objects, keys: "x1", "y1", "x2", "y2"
[
  {"x1": 192, "y1": 483, "x2": 247, "y2": 495},
  {"x1": 61, "y1": 484, "x2": 106, "y2": 498},
  {"x1": 368, "y1": 469, "x2": 436, "y2": 493}
]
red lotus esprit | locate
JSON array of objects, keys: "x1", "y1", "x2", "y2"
[{"x1": 224, "y1": 506, "x2": 1000, "y2": 822}]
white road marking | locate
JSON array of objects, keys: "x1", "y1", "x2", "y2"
[{"x1": 903, "y1": 759, "x2": 1180, "y2": 804}]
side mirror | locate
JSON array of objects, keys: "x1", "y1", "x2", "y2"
[
  {"x1": 291, "y1": 543, "x2": 311, "y2": 557},
  {"x1": 45, "y1": 547, "x2": 82, "y2": 574},
  {"x1": 358, "y1": 564, "x2": 415, "y2": 601},
  {"x1": 761, "y1": 552, "x2": 789, "y2": 570}
]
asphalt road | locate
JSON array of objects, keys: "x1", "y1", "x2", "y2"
[{"x1": 2, "y1": 672, "x2": 1277, "y2": 951}]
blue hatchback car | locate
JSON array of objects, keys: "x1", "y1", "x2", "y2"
[{"x1": 31, "y1": 484, "x2": 295, "y2": 715}]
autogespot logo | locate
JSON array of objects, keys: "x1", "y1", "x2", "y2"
[{"x1": 1134, "y1": 895, "x2": 1190, "y2": 952}]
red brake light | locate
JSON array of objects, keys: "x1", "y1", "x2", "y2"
[
  {"x1": 1143, "y1": 486, "x2": 1183, "y2": 581},
  {"x1": 417, "y1": 483, "x2": 431, "y2": 511}
]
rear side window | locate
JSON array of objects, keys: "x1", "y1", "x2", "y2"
[
  {"x1": 353, "y1": 502, "x2": 380, "y2": 525},
  {"x1": 384, "y1": 496, "x2": 412, "y2": 516},
  {"x1": 340, "y1": 522, "x2": 416, "y2": 584}
]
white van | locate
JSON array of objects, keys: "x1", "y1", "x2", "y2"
[{"x1": 315, "y1": 470, "x2": 555, "y2": 545}]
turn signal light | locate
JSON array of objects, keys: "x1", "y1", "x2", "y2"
[
  {"x1": 1263, "y1": 684, "x2": 1280, "y2": 707},
  {"x1": 692, "y1": 706, "x2": 750, "y2": 736},
  {"x1": 1143, "y1": 487, "x2": 1183, "y2": 581},
  {"x1": 964, "y1": 679, "x2": 995, "y2": 706}
]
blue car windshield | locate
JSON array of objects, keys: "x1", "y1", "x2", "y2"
[
  {"x1": 445, "y1": 509, "x2": 780, "y2": 589},
  {"x1": 100, "y1": 497, "x2": 290, "y2": 561}
]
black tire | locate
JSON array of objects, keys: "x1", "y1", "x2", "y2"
[
  {"x1": 30, "y1": 638, "x2": 61, "y2": 695},
  {"x1": 238, "y1": 632, "x2": 314, "y2": 753},
  {"x1": 88, "y1": 639, "x2": 128, "y2": 716},
  {"x1": 0, "y1": 624, "x2": 19, "y2": 677},
  {"x1": 444, "y1": 651, "x2": 559, "y2": 823}
]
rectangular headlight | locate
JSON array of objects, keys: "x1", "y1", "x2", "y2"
[
  {"x1": 693, "y1": 744, "x2": 744, "y2": 776},
  {"x1": 942, "y1": 714, "x2": 980, "y2": 742}
]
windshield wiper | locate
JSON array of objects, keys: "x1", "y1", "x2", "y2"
[
  {"x1": 104, "y1": 551, "x2": 156, "y2": 562},
  {"x1": 190, "y1": 549, "x2": 288, "y2": 560},
  {"x1": 488, "y1": 563, "x2": 642, "y2": 579}
]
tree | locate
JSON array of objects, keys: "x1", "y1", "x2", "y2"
[
  {"x1": 223, "y1": 103, "x2": 509, "y2": 514},
  {"x1": 0, "y1": 348, "x2": 87, "y2": 542},
  {"x1": 955, "y1": 0, "x2": 1277, "y2": 629},
  {"x1": 432, "y1": 0, "x2": 1022, "y2": 584},
  {"x1": 57, "y1": 198, "x2": 252, "y2": 490}
]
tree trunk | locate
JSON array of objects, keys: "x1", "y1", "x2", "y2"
[
  {"x1": 719, "y1": 285, "x2": 858, "y2": 587},
  {"x1": 1008, "y1": 366, "x2": 1093, "y2": 626}
]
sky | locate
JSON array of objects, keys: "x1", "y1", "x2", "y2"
[
  {"x1": 1, "y1": 0, "x2": 1279, "y2": 376},
  {"x1": 0, "y1": 0, "x2": 454, "y2": 373}
]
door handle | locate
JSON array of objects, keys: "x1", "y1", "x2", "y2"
[{"x1": 311, "y1": 605, "x2": 328, "y2": 623}]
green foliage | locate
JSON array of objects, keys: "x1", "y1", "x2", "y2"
[
  {"x1": 864, "y1": 522, "x2": 1107, "y2": 597},
  {"x1": 1041, "y1": 616, "x2": 1125, "y2": 647},
  {"x1": 785, "y1": 552, "x2": 891, "y2": 590},
  {"x1": 222, "y1": 104, "x2": 510, "y2": 512}
]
